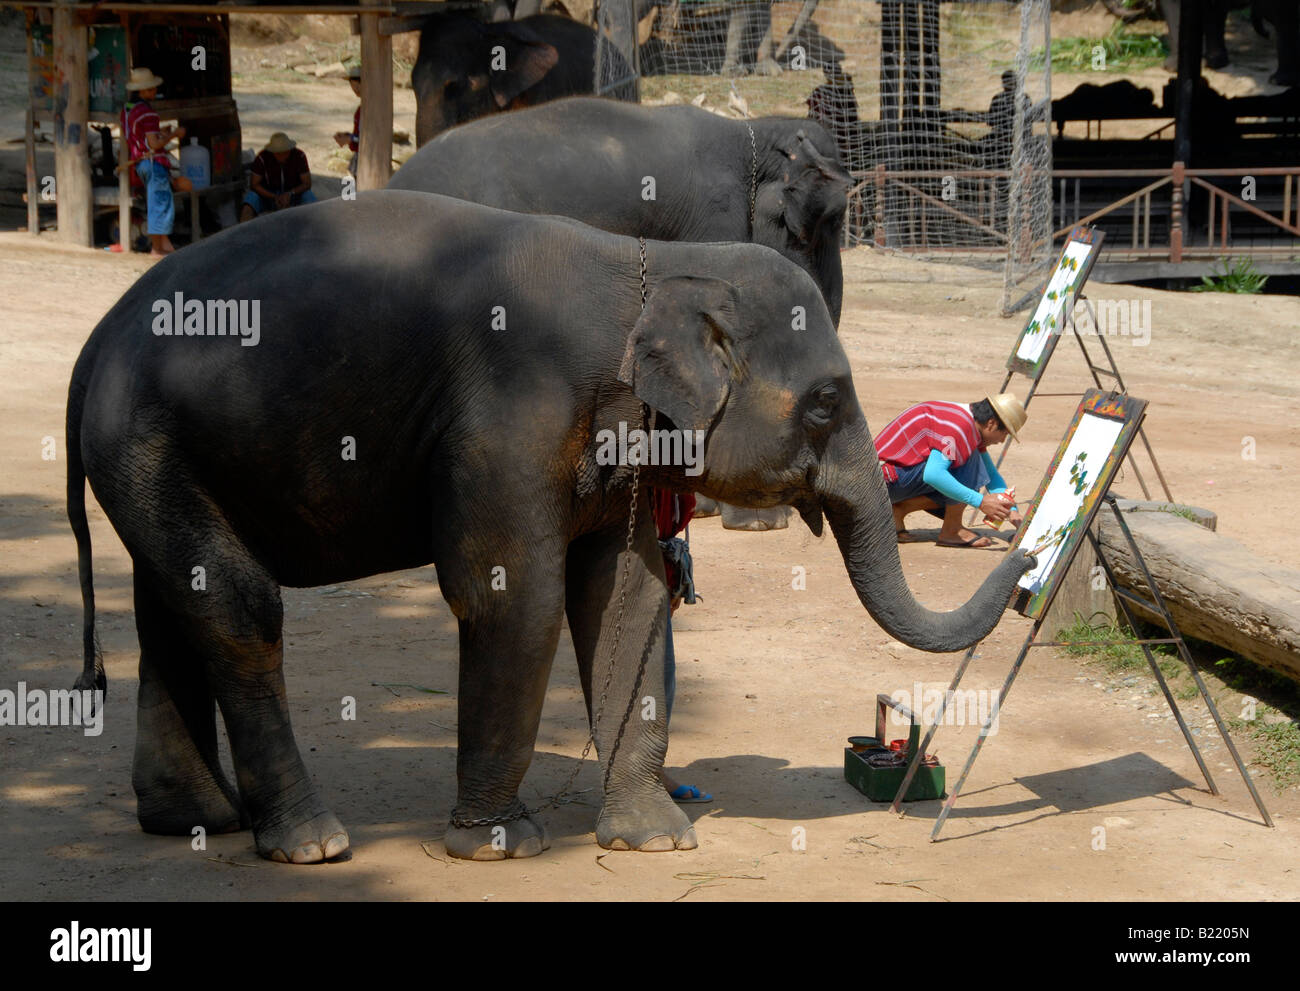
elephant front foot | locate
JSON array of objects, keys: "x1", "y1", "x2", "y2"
[
  {"x1": 444, "y1": 807, "x2": 550, "y2": 861},
  {"x1": 753, "y1": 58, "x2": 783, "y2": 77},
  {"x1": 596, "y1": 792, "x2": 698, "y2": 852},
  {"x1": 255, "y1": 806, "x2": 350, "y2": 864}
]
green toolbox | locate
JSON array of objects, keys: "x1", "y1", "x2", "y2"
[{"x1": 844, "y1": 694, "x2": 945, "y2": 802}]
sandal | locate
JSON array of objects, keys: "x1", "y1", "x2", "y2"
[
  {"x1": 936, "y1": 535, "x2": 995, "y2": 549},
  {"x1": 669, "y1": 784, "x2": 713, "y2": 804},
  {"x1": 896, "y1": 528, "x2": 917, "y2": 544}
]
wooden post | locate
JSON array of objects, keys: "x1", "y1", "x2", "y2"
[
  {"x1": 25, "y1": 8, "x2": 40, "y2": 235},
  {"x1": 879, "y1": 1, "x2": 899, "y2": 127},
  {"x1": 117, "y1": 107, "x2": 130, "y2": 248},
  {"x1": 25, "y1": 104, "x2": 39, "y2": 235},
  {"x1": 1170, "y1": 160, "x2": 1184, "y2": 263},
  {"x1": 901, "y1": 0, "x2": 919, "y2": 129},
  {"x1": 357, "y1": 0, "x2": 393, "y2": 191},
  {"x1": 53, "y1": 0, "x2": 93, "y2": 246},
  {"x1": 921, "y1": 0, "x2": 939, "y2": 121},
  {"x1": 117, "y1": 12, "x2": 132, "y2": 252},
  {"x1": 1173, "y1": 0, "x2": 1201, "y2": 169}
]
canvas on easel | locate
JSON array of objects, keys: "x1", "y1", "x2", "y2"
[
  {"x1": 1005, "y1": 226, "x2": 1105, "y2": 385},
  {"x1": 1008, "y1": 389, "x2": 1147, "y2": 619}
]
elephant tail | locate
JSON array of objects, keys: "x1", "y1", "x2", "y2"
[{"x1": 66, "y1": 383, "x2": 105, "y2": 701}]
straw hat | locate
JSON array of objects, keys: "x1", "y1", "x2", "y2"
[
  {"x1": 263, "y1": 132, "x2": 296, "y2": 154},
  {"x1": 126, "y1": 67, "x2": 164, "y2": 91},
  {"x1": 988, "y1": 393, "x2": 1027, "y2": 442}
]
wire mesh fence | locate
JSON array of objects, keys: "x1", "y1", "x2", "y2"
[{"x1": 595, "y1": 0, "x2": 1054, "y2": 312}]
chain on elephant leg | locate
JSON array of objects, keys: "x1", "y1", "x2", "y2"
[
  {"x1": 593, "y1": 605, "x2": 698, "y2": 853},
  {"x1": 444, "y1": 798, "x2": 551, "y2": 861}
]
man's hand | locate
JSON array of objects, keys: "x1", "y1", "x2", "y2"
[
  {"x1": 274, "y1": 192, "x2": 290, "y2": 209},
  {"x1": 980, "y1": 493, "x2": 1011, "y2": 523},
  {"x1": 333, "y1": 132, "x2": 350, "y2": 146}
]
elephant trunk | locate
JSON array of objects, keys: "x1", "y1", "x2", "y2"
[{"x1": 818, "y1": 419, "x2": 1036, "y2": 653}]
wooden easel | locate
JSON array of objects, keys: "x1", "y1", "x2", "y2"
[
  {"x1": 892, "y1": 394, "x2": 1271, "y2": 837},
  {"x1": 970, "y1": 227, "x2": 1173, "y2": 531}
]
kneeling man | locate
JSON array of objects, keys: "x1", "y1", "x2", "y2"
[{"x1": 878, "y1": 394, "x2": 1027, "y2": 548}]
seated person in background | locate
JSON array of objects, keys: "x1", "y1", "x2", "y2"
[
  {"x1": 879, "y1": 394, "x2": 1027, "y2": 549},
  {"x1": 241, "y1": 132, "x2": 317, "y2": 221}
]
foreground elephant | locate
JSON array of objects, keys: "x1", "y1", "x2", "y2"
[
  {"x1": 411, "y1": 12, "x2": 635, "y2": 147},
  {"x1": 389, "y1": 97, "x2": 851, "y2": 326},
  {"x1": 68, "y1": 192, "x2": 1032, "y2": 863}
]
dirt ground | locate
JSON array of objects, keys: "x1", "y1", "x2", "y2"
[
  {"x1": 2, "y1": 5, "x2": 1299, "y2": 903},
  {"x1": 2, "y1": 232, "x2": 1298, "y2": 902}
]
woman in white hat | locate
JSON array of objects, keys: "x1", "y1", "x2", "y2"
[
  {"x1": 240, "y1": 132, "x2": 317, "y2": 221},
  {"x1": 122, "y1": 67, "x2": 192, "y2": 255},
  {"x1": 877, "y1": 394, "x2": 1028, "y2": 548}
]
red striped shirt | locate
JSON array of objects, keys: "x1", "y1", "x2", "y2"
[
  {"x1": 123, "y1": 101, "x2": 170, "y2": 167},
  {"x1": 874, "y1": 401, "x2": 985, "y2": 483}
]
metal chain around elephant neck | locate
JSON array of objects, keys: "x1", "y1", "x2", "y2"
[
  {"x1": 746, "y1": 119, "x2": 758, "y2": 235},
  {"x1": 447, "y1": 239, "x2": 654, "y2": 832}
]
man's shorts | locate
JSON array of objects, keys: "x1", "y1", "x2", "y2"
[
  {"x1": 243, "y1": 188, "x2": 318, "y2": 215},
  {"x1": 885, "y1": 453, "x2": 991, "y2": 517}
]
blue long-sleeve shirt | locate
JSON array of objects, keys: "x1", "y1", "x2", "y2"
[{"x1": 921, "y1": 449, "x2": 1017, "y2": 510}]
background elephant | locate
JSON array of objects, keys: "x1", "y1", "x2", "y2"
[
  {"x1": 1160, "y1": 0, "x2": 1298, "y2": 86},
  {"x1": 390, "y1": 97, "x2": 851, "y2": 327},
  {"x1": 68, "y1": 191, "x2": 1032, "y2": 865},
  {"x1": 410, "y1": 12, "x2": 635, "y2": 147}
]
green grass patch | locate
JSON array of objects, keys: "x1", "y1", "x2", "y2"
[
  {"x1": 1055, "y1": 614, "x2": 1168, "y2": 673},
  {"x1": 1031, "y1": 23, "x2": 1168, "y2": 72},
  {"x1": 1190, "y1": 257, "x2": 1269, "y2": 294},
  {"x1": 1057, "y1": 617, "x2": 1300, "y2": 789}
]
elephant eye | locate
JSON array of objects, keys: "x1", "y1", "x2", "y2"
[{"x1": 807, "y1": 384, "x2": 839, "y2": 424}]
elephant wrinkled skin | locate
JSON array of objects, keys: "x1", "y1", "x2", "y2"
[
  {"x1": 67, "y1": 192, "x2": 1033, "y2": 865},
  {"x1": 390, "y1": 97, "x2": 851, "y2": 327}
]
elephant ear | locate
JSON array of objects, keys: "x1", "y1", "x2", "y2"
[
  {"x1": 778, "y1": 132, "x2": 852, "y2": 245},
  {"x1": 618, "y1": 275, "x2": 742, "y2": 434},
  {"x1": 483, "y1": 22, "x2": 560, "y2": 108}
]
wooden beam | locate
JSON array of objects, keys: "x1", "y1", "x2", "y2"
[
  {"x1": 357, "y1": 0, "x2": 393, "y2": 191},
  {"x1": 53, "y1": 0, "x2": 93, "y2": 246},
  {"x1": 1097, "y1": 506, "x2": 1300, "y2": 685},
  {"x1": 13, "y1": 3, "x2": 399, "y2": 13}
]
